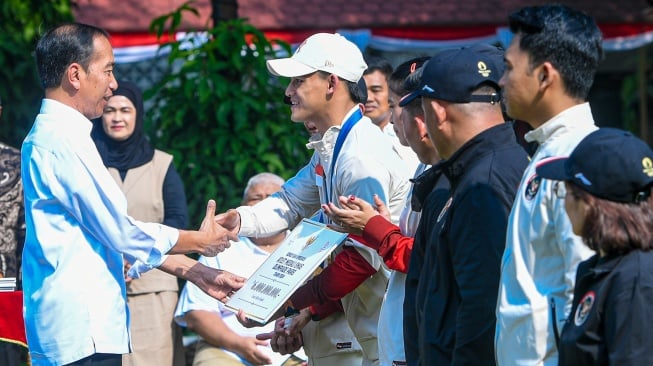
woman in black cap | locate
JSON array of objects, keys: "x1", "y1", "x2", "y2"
[
  {"x1": 92, "y1": 81, "x2": 188, "y2": 366},
  {"x1": 535, "y1": 128, "x2": 653, "y2": 365}
]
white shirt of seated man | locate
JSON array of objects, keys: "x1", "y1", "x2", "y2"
[{"x1": 175, "y1": 173, "x2": 307, "y2": 365}]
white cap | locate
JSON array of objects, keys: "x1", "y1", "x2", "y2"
[{"x1": 266, "y1": 33, "x2": 367, "y2": 83}]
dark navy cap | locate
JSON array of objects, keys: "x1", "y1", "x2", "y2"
[
  {"x1": 399, "y1": 43, "x2": 504, "y2": 107},
  {"x1": 536, "y1": 128, "x2": 653, "y2": 203}
]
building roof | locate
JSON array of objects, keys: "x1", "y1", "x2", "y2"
[
  {"x1": 74, "y1": 0, "x2": 651, "y2": 34},
  {"x1": 239, "y1": 0, "x2": 648, "y2": 29}
]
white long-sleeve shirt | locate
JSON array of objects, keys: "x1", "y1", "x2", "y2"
[
  {"x1": 21, "y1": 99, "x2": 178, "y2": 366},
  {"x1": 496, "y1": 103, "x2": 597, "y2": 366},
  {"x1": 237, "y1": 106, "x2": 410, "y2": 364}
]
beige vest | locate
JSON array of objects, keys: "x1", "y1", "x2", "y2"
[{"x1": 108, "y1": 150, "x2": 179, "y2": 294}]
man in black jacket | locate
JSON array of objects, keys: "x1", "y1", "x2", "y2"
[{"x1": 401, "y1": 44, "x2": 529, "y2": 365}]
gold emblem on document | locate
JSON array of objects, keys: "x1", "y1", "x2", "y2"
[{"x1": 302, "y1": 235, "x2": 318, "y2": 251}]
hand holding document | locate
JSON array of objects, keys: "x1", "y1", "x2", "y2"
[{"x1": 225, "y1": 219, "x2": 348, "y2": 324}]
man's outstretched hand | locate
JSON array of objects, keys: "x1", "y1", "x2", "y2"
[
  {"x1": 215, "y1": 208, "x2": 241, "y2": 239},
  {"x1": 197, "y1": 200, "x2": 238, "y2": 256},
  {"x1": 171, "y1": 200, "x2": 238, "y2": 256},
  {"x1": 158, "y1": 255, "x2": 245, "y2": 302},
  {"x1": 191, "y1": 262, "x2": 246, "y2": 302}
]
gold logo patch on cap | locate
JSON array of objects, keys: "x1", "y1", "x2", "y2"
[
  {"x1": 643, "y1": 157, "x2": 653, "y2": 177},
  {"x1": 478, "y1": 61, "x2": 491, "y2": 77}
]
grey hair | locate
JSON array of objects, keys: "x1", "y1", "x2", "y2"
[{"x1": 243, "y1": 172, "x2": 286, "y2": 199}]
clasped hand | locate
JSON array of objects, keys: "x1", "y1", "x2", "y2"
[
  {"x1": 197, "y1": 200, "x2": 239, "y2": 256},
  {"x1": 322, "y1": 194, "x2": 390, "y2": 235},
  {"x1": 256, "y1": 309, "x2": 311, "y2": 355}
]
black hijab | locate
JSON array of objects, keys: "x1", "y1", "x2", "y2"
[{"x1": 92, "y1": 80, "x2": 155, "y2": 171}]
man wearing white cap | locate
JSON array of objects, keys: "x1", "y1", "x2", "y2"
[{"x1": 217, "y1": 33, "x2": 410, "y2": 365}]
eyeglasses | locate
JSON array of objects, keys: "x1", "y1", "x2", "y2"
[{"x1": 553, "y1": 181, "x2": 566, "y2": 199}]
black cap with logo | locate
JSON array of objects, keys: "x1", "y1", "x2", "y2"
[
  {"x1": 399, "y1": 43, "x2": 504, "y2": 107},
  {"x1": 536, "y1": 128, "x2": 653, "y2": 203}
]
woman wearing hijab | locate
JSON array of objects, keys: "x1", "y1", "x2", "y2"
[
  {"x1": 93, "y1": 80, "x2": 188, "y2": 366},
  {"x1": 535, "y1": 128, "x2": 653, "y2": 365}
]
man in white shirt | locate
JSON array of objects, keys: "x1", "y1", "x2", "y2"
[
  {"x1": 495, "y1": 5, "x2": 604, "y2": 365},
  {"x1": 21, "y1": 22, "x2": 244, "y2": 366},
  {"x1": 321, "y1": 57, "x2": 439, "y2": 366},
  {"x1": 218, "y1": 33, "x2": 410, "y2": 366},
  {"x1": 363, "y1": 56, "x2": 420, "y2": 173}
]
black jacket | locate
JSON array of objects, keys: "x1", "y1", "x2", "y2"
[
  {"x1": 404, "y1": 122, "x2": 528, "y2": 365},
  {"x1": 559, "y1": 250, "x2": 653, "y2": 366},
  {"x1": 404, "y1": 162, "x2": 450, "y2": 364}
]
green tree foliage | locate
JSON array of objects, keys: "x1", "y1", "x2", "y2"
[
  {"x1": 0, "y1": 0, "x2": 73, "y2": 147},
  {"x1": 147, "y1": 2, "x2": 311, "y2": 221}
]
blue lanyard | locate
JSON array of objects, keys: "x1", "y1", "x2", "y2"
[{"x1": 325, "y1": 108, "x2": 363, "y2": 201}]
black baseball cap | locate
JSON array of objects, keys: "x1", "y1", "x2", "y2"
[
  {"x1": 399, "y1": 43, "x2": 504, "y2": 107},
  {"x1": 536, "y1": 128, "x2": 653, "y2": 203}
]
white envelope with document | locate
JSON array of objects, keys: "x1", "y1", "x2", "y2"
[{"x1": 224, "y1": 218, "x2": 348, "y2": 324}]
